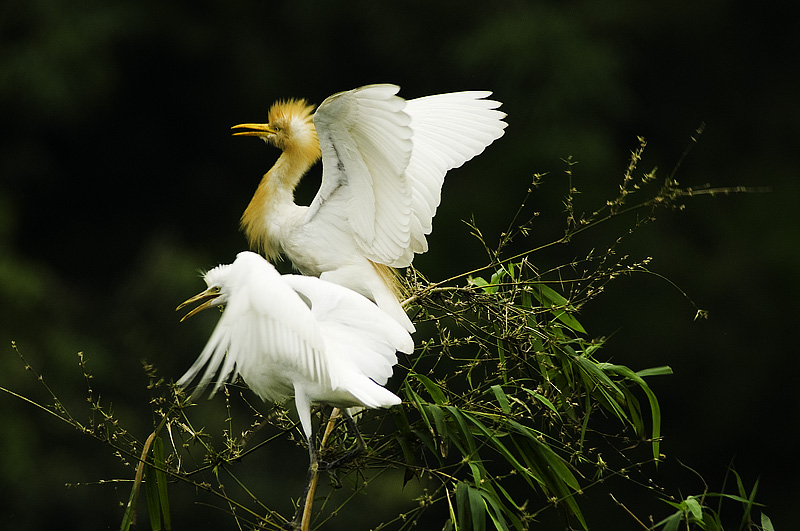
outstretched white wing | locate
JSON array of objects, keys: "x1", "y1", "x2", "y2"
[
  {"x1": 177, "y1": 252, "x2": 331, "y2": 401},
  {"x1": 396, "y1": 91, "x2": 507, "y2": 267},
  {"x1": 308, "y1": 84, "x2": 414, "y2": 264},
  {"x1": 307, "y1": 84, "x2": 506, "y2": 267}
]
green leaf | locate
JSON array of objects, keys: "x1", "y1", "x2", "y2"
[
  {"x1": 412, "y1": 373, "x2": 448, "y2": 405},
  {"x1": 479, "y1": 488, "x2": 511, "y2": 531},
  {"x1": 470, "y1": 275, "x2": 501, "y2": 295},
  {"x1": 521, "y1": 387, "x2": 562, "y2": 419},
  {"x1": 761, "y1": 512, "x2": 774, "y2": 531},
  {"x1": 530, "y1": 283, "x2": 586, "y2": 333},
  {"x1": 468, "y1": 484, "x2": 486, "y2": 531},
  {"x1": 600, "y1": 363, "x2": 664, "y2": 462},
  {"x1": 456, "y1": 481, "x2": 486, "y2": 531},
  {"x1": 120, "y1": 480, "x2": 138, "y2": 531},
  {"x1": 456, "y1": 481, "x2": 469, "y2": 530},
  {"x1": 491, "y1": 385, "x2": 511, "y2": 414},
  {"x1": 446, "y1": 486, "x2": 459, "y2": 531},
  {"x1": 152, "y1": 437, "x2": 171, "y2": 530},
  {"x1": 490, "y1": 268, "x2": 508, "y2": 287},
  {"x1": 662, "y1": 511, "x2": 682, "y2": 531},
  {"x1": 635, "y1": 366, "x2": 674, "y2": 378},
  {"x1": 469, "y1": 276, "x2": 489, "y2": 288},
  {"x1": 685, "y1": 496, "x2": 702, "y2": 521},
  {"x1": 403, "y1": 381, "x2": 439, "y2": 457},
  {"x1": 463, "y1": 414, "x2": 530, "y2": 484},
  {"x1": 444, "y1": 406, "x2": 478, "y2": 457},
  {"x1": 424, "y1": 403, "x2": 449, "y2": 457},
  {"x1": 145, "y1": 460, "x2": 162, "y2": 531}
]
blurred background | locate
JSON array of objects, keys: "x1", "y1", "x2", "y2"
[{"x1": 1, "y1": 1, "x2": 797, "y2": 529}]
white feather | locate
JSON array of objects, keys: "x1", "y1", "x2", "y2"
[
  {"x1": 306, "y1": 85, "x2": 506, "y2": 270},
  {"x1": 242, "y1": 84, "x2": 506, "y2": 333},
  {"x1": 177, "y1": 251, "x2": 412, "y2": 439}
]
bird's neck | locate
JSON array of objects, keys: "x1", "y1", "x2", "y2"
[{"x1": 240, "y1": 146, "x2": 319, "y2": 258}]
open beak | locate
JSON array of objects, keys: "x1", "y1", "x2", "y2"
[
  {"x1": 231, "y1": 123, "x2": 276, "y2": 137},
  {"x1": 176, "y1": 288, "x2": 221, "y2": 322}
]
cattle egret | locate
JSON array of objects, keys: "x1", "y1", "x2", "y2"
[
  {"x1": 176, "y1": 251, "x2": 413, "y2": 487},
  {"x1": 233, "y1": 84, "x2": 507, "y2": 331}
]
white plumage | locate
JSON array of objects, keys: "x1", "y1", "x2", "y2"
[
  {"x1": 176, "y1": 251, "x2": 412, "y2": 442},
  {"x1": 235, "y1": 84, "x2": 507, "y2": 332}
]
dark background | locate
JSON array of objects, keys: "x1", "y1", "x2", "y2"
[{"x1": 1, "y1": 1, "x2": 797, "y2": 529}]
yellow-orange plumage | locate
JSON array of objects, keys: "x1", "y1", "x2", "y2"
[{"x1": 238, "y1": 99, "x2": 320, "y2": 260}]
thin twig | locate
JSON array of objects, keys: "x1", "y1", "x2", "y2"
[{"x1": 609, "y1": 493, "x2": 650, "y2": 530}]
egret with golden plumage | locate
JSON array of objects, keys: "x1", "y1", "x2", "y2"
[{"x1": 233, "y1": 84, "x2": 507, "y2": 331}]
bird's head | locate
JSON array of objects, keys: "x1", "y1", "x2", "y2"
[
  {"x1": 176, "y1": 263, "x2": 233, "y2": 322},
  {"x1": 231, "y1": 99, "x2": 319, "y2": 154}
]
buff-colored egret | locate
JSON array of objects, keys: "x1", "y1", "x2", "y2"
[
  {"x1": 232, "y1": 84, "x2": 507, "y2": 332},
  {"x1": 176, "y1": 251, "x2": 413, "y2": 526}
]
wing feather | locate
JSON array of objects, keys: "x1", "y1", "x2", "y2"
[
  {"x1": 308, "y1": 84, "x2": 414, "y2": 264},
  {"x1": 389, "y1": 91, "x2": 507, "y2": 267},
  {"x1": 305, "y1": 86, "x2": 505, "y2": 268},
  {"x1": 177, "y1": 253, "x2": 332, "y2": 401},
  {"x1": 282, "y1": 274, "x2": 414, "y2": 387}
]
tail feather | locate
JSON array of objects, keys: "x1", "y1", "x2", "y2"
[{"x1": 346, "y1": 376, "x2": 402, "y2": 409}]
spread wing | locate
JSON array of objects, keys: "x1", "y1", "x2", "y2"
[
  {"x1": 307, "y1": 84, "x2": 506, "y2": 268},
  {"x1": 394, "y1": 91, "x2": 507, "y2": 267},
  {"x1": 307, "y1": 84, "x2": 414, "y2": 264},
  {"x1": 177, "y1": 253, "x2": 332, "y2": 401}
]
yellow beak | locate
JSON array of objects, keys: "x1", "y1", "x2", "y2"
[
  {"x1": 176, "y1": 288, "x2": 221, "y2": 322},
  {"x1": 231, "y1": 123, "x2": 276, "y2": 137}
]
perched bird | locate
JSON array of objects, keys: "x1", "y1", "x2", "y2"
[
  {"x1": 233, "y1": 84, "x2": 507, "y2": 331},
  {"x1": 176, "y1": 251, "x2": 413, "y2": 460}
]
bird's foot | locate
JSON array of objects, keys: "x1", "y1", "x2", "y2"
[{"x1": 318, "y1": 437, "x2": 364, "y2": 471}]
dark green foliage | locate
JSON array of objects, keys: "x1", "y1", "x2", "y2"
[{"x1": 1, "y1": 139, "x2": 774, "y2": 529}]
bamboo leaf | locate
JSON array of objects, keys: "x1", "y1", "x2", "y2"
[
  {"x1": 120, "y1": 480, "x2": 138, "y2": 531},
  {"x1": 444, "y1": 406, "x2": 479, "y2": 458},
  {"x1": 468, "y1": 484, "x2": 486, "y2": 531},
  {"x1": 456, "y1": 481, "x2": 469, "y2": 530},
  {"x1": 479, "y1": 488, "x2": 510, "y2": 531},
  {"x1": 152, "y1": 437, "x2": 171, "y2": 530},
  {"x1": 403, "y1": 381, "x2": 440, "y2": 457},
  {"x1": 412, "y1": 373, "x2": 448, "y2": 405},
  {"x1": 491, "y1": 385, "x2": 511, "y2": 414},
  {"x1": 685, "y1": 496, "x2": 702, "y2": 520},
  {"x1": 145, "y1": 461, "x2": 162, "y2": 531},
  {"x1": 635, "y1": 366, "x2": 673, "y2": 378},
  {"x1": 521, "y1": 387, "x2": 562, "y2": 419},
  {"x1": 599, "y1": 363, "x2": 664, "y2": 461},
  {"x1": 663, "y1": 511, "x2": 682, "y2": 531},
  {"x1": 530, "y1": 283, "x2": 586, "y2": 333},
  {"x1": 424, "y1": 403, "x2": 449, "y2": 457},
  {"x1": 463, "y1": 413, "x2": 529, "y2": 482},
  {"x1": 446, "y1": 486, "x2": 459, "y2": 531}
]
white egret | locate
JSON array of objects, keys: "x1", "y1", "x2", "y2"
[
  {"x1": 176, "y1": 251, "x2": 413, "y2": 523},
  {"x1": 233, "y1": 84, "x2": 507, "y2": 332}
]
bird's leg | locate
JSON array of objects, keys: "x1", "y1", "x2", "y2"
[
  {"x1": 289, "y1": 408, "x2": 342, "y2": 531},
  {"x1": 286, "y1": 437, "x2": 319, "y2": 531},
  {"x1": 318, "y1": 411, "x2": 367, "y2": 470}
]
